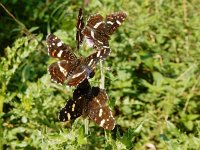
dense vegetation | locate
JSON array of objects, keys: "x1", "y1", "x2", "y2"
[{"x1": 1, "y1": 0, "x2": 200, "y2": 149}]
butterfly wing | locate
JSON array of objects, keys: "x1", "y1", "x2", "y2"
[
  {"x1": 48, "y1": 60, "x2": 75, "y2": 84},
  {"x1": 58, "y1": 79, "x2": 91, "y2": 121},
  {"x1": 48, "y1": 59, "x2": 86, "y2": 86},
  {"x1": 46, "y1": 34, "x2": 77, "y2": 61},
  {"x1": 67, "y1": 48, "x2": 110, "y2": 86},
  {"x1": 82, "y1": 14, "x2": 109, "y2": 49},
  {"x1": 66, "y1": 63, "x2": 88, "y2": 86},
  {"x1": 82, "y1": 12, "x2": 126, "y2": 49},
  {"x1": 89, "y1": 107, "x2": 115, "y2": 130},
  {"x1": 84, "y1": 46, "x2": 111, "y2": 69},
  {"x1": 87, "y1": 87, "x2": 115, "y2": 130},
  {"x1": 76, "y1": 8, "x2": 85, "y2": 50},
  {"x1": 85, "y1": 14, "x2": 105, "y2": 31},
  {"x1": 83, "y1": 27, "x2": 110, "y2": 49},
  {"x1": 58, "y1": 98, "x2": 84, "y2": 121},
  {"x1": 47, "y1": 34, "x2": 82, "y2": 85},
  {"x1": 105, "y1": 12, "x2": 127, "y2": 35},
  {"x1": 73, "y1": 79, "x2": 91, "y2": 100}
]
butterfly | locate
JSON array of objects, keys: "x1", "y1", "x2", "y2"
[
  {"x1": 76, "y1": 8, "x2": 85, "y2": 50},
  {"x1": 46, "y1": 34, "x2": 110, "y2": 86},
  {"x1": 82, "y1": 12, "x2": 127, "y2": 49},
  {"x1": 58, "y1": 79, "x2": 115, "y2": 130}
]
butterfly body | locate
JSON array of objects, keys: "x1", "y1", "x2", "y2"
[
  {"x1": 47, "y1": 34, "x2": 110, "y2": 86},
  {"x1": 82, "y1": 12, "x2": 127, "y2": 49},
  {"x1": 58, "y1": 79, "x2": 115, "y2": 130},
  {"x1": 76, "y1": 8, "x2": 85, "y2": 50}
]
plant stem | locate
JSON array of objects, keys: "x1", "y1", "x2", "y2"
[
  {"x1": 100, "y1": 60, "x2": 105, "y2": 89},
  {"x1": 84, "y1": 118, "x2": 89, "y2": 135}
]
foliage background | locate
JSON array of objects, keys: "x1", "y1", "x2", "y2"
[{"x1": 1, "y1": 0, "x2": 200, "y2": 149}]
